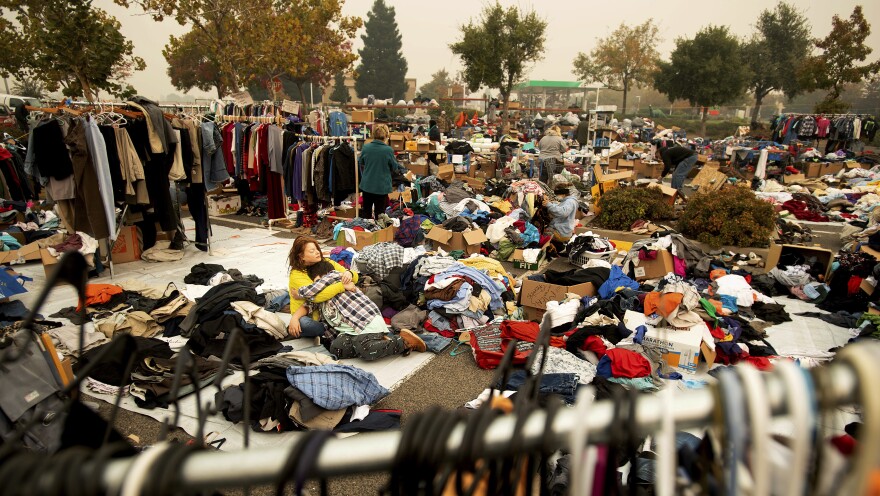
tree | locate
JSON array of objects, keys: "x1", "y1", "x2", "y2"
[
  {"x1": 743, "y1": 2, "x2": 812, "y2": 127},
  {"x1": 355, "y1": 0, "x2": 408, "y2": 100},
  {"x1": 654, "y1": 25, "x2": 748, "y2": 137},
  {"x1": 798, "y1": 6, "x2": 880, "y2": 113},
  {"x1": 572, "y1": 19, "x2": 660, "y2": 116},
  {"x1": 419, "y1": 69, "x2": 454, "y2": 100},
  {"x1": 12, "y1": 76, "x2": 46, "y2": 99},
  {"x1": 115, "y1": 0, "x2": 257, "y2": 96},
  {"x1": 163, "y1": 28, "x2": 234, "y2": 98},
  {"x1": 450, "y1": 3, "x2": 547, "y2": 133},
  {"x1": 0, "y1": 0, "x2": 145, "y2": 101},
  {"x1": 330, "y1": 72, "x2": 351, "y2": 104}
]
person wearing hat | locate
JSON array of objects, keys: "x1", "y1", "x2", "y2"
[
  {"x1": 542, "y1": 182, "x2": 579, "y2": 250},
  {"x1": 655, "y1": 141, "x2": 698, "y2": 193}
]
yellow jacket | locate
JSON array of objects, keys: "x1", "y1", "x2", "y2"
[{"x1": 288, "y1": 260, "x2": 359, "y2": 319}]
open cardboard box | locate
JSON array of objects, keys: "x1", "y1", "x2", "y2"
[
  {"x1": 632, "y1": 250, "x2": 675, "y2": 281},
  {"x1": 860, "y1": 244, "x2": 880, "y2": 261},
  {"x1": 765, "y1": 243, "x2": 834, "y2": 281},
  {"x1": 623, "y1": 312, "x2": 709, "y2": 374},
  {"x1": 593, "y1": 163, "x2": 634, "y2": 183},
  {"x1": 510, "y1": 247, "x2": 547, "y2": 271},
  {"x1": 0, "y1": 241, "x2": 42, "y2": 265},
  {"x1": 518, "y1": 278, "x2": 596, "y2": 322},
  {"x1": 426, "y1": 227, "x2": 487, "y2": 256},
  {"x1": 388, "y1": 188, "x2": 413, "y2": 203},
  {"x1": 647, "y1": 182, "x2": 678, "y2": 205},
  {"x1": 336, "y1": 225, "x2": 394, "y2": 251}
]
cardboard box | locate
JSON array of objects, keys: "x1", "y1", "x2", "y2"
[
  {"x1": 40, "y1": 248, "x2": 59, "y2": 277},
  {"x1": 405, "y1": 140, "x2": 419, "y2": 152},
  {"x1": 406, "y1": 162, "x2": 429, "y2": 177},
  {"x1": 110, "y1": 225, "x2": 142, "y2": 264},
  {"x1": 765, "y1": 243, "x2": 834, "y2": 281},
  {"x1": 332, "y1": 205, "x2": 357, "y2": 219},
  {"x1": 783, "y1": 173, "x2": 806, "y2": 184},
  {"x1": 696, "y1": 154, "x2": 709, "y2": 164},
  {"x1": 610, "y1": 158, "x2": 641, "y2": 170},
  {"x1": 593, "y1": 163, "x2": 634, "y2": 183},
  {"x1": 635, "y1": 161, "x2": 663, "y2": 179},
  {"x1": 388, "y1": 188, "x2": 413, "y2": 203},
  {"x1": 351, "y1": 109, "x2": 374, "y2": 123},
  {"x1": 425, "y1": 227, "x2": 487, "y2": 256},
  {"x1": 646, "y1": 183, "x2": 678, "y2": 206},
  {"x1": 437, "y1": 164, "x2": 455, "y2": 181},
  {"x1": 461, "y1": 176, "x2": 485, "y2": 192},
  {"x1": 417, "y1": 141, "x2": 432, "y2": 152},
  {"x1": 805, "y1": 162, "x2": 843, "y2": 177},
  {"x1": 0, "y1": 241, "x2": 42, "y2": 265},
  {"x1": 860, "y1": 277, "x2": 876, "y2": 296},
  {"x1": 641, "y1": 321, "x2": 705, "y2": 375},
  {"x1": 632, "y1": 249, "x2": 675, "y2": 281},
  {"x1": 518, "y1": 279, "x2": 596, "y2": 321},
  {"x1": 510, "y1": 248, "x2": 547, "y2": 271},
  {"x1": 390, "y1": 133, "x2": 406, "y2": 152},
  {"x1": 335, "y1": 225, "x2": 394, "y2": 251},
  {"x1": 208, "y1": 195, "x2": 241, "y2": 216}
]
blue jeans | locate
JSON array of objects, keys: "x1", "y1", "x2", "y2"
[
  {"x1": 671, "y1": 154, "x2": 699, "y2": 190},
  {"x1": 298, "y1": 316, "x2": 326, "y2": 338},
  {"x1": 504, "y1": 370, "x2": 579, "y2": 404}
]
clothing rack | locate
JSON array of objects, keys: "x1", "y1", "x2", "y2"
[
  {"x1": 80, "y1": 351, "x2": 869, "y2": 493},
  {"x1": 267, "y1": 134, "x2": 360, "y2": 231}
]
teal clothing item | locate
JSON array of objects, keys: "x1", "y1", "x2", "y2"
[
  {"x1": 546, "y1": 196, "x2": 579, "y2": 238},
  {"x1": 358, "y1": 140, "x2": 400, "y2": 195}
]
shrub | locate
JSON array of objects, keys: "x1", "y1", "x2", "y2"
[
  {"x1": 595, "y1": 187, "x2": 675, "y2": 231},
  {"x1": 677, "y1": 186, "x2": 775, "y2": 247}
]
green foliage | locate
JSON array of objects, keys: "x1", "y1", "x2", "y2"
[
  {"x1": 0, "y1": 0, "x2": 145, "y2": 101},
  {"x1": 572, "y1": 19, "x2": 660, "y2": 114},
  {"x1": 595, "y1": 187, "x2": 675, "y2": 231},
  {"x1": 419, "y1": 69, "x2": 454, "y2": 101},
  {"x1": 163, "y1": 29, "x2": 232, "y2": 97},
  {"x1": 743, "y1": 2, "x2": 812, "y2": 124},
  {"x1": 798, "y1": 6, "x2": 880, "y2": 109},
  {"x1": 11, "y1": 76, "x2": 45, "y2": 99},
  {"x1": 355, "y1": 0, "x2": 408, "y2": 100},
  {"x1": 653, "y1": 25, "x2": 748, "y2": 137},
  {"x1": 678, "y1": 187, "x2": 776, "y2": 248},
  {"x1": 330, "y1": 72, "x2": 351, "y2": 104},
  {"x1": 449, "y1": 2, "x2": 546, "y2": 132}
]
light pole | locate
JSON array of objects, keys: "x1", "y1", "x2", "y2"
[{"x1": 636, "y1": 96, "x2": 641, "y2": 114}]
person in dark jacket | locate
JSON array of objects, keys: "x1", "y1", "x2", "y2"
[
  {"x1": 428, "y1": 120, "x2": 441, "y2": 142},
  {"x1": 656, "y1": 142, "x2": 698, "y2": 192},
  {"x1": 358, "y1": 124, "x2": 406, "y2": 219}
]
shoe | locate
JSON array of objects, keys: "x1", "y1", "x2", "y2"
[
  {"x1": 399, "y1": 329, "x2": 426, "y2": 353},
  {"x1": 747, "y1": 252, "x2": 761, "y2": 266}
]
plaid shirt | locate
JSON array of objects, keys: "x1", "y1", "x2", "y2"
[
  {"x1": 356, "y1": 242, "x2": 405, "y2": 281},
  {"x1": 298, "y1": 271, "x2": 380, "y2": 332},
  {"x1": 286, "y1": 364, "x2": 389, "y2": 410}
]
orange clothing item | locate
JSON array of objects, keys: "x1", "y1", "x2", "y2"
[
  {"x1": 709, "y1": 269, "x2": 729, "y2": 281},
  {"x1": 78, "y1": 284, "x2": 124, "y2": 310},
  {"x1": 643, "y1": 291, "x2": 683, "y2": 318}
]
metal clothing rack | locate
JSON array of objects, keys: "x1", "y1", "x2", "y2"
[
  {"x1": 267, "y1": 134, "x2": 360, "y2": 231},
  {"x1": 88, "y1": 352, "x2": 870, "y2": 493}
]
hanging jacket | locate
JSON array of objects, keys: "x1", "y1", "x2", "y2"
[{"x1": 332, "y1": 142, "x2": 357, "y2": 194}]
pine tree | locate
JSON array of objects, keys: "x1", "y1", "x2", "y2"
[
  {"x1": 330, "y1": 72, "x2": 351, "y2": 103},
  {"x1": 354, "y1": 0, "x2": 408, "y2": 100}
]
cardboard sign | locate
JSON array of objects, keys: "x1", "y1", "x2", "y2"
[
  {"x1": 282, "y1": 100, "x2": 300, "y2": 114},
  {"x1": 230, "y1": 91, "x2": 254, "y2": 106}
]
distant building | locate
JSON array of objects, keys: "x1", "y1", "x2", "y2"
[{"x1": 321, "y1": 77, "x2": 417, "y2": 105}]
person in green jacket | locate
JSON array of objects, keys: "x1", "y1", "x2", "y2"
[{"x1": 358, "y1": 124, "x2": 406, "y2": 219}]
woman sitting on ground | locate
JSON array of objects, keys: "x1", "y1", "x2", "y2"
[{"x1": 287, "y1": 236, "x2": 425, "y2": 360}]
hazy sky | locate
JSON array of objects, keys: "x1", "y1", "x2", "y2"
[{"x1": 93, "y1": 0, "x2": 880, "y2": 101}]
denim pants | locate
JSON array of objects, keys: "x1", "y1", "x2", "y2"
[
  {"x1": 330, "y1": 332, "x2": 406, "y2": 361},
  {"x1": 504, "y1": 370, "x2": 579, "y2": 404},
  {"x1": 670, "y1": 154, "x2": 699, "y2": 190},
  {"x1": 298, "y1": 316, "x2": 326, "y2": 338}
]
